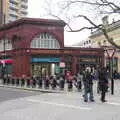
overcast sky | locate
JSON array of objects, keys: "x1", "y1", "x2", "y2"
[{"x1": 28, "y1": 0, "x2": 90, "y2": 46}]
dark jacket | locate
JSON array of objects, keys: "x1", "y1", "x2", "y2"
[
  {"x1": 98, "y1": 69, "x2": 108, "y2": 91},
  {"x1": 85, "y1": 71, "x2": 93, "y2": 85}
]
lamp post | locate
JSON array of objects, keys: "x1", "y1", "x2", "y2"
[
  {"x1": 105, "y1": 47, "x2": 116, "y2": 95},
  {"x1": 100, "y1": 45, "x2": 116, "y2": 95},
  {"x1": 2, "y1": 14, "x2": 6, "y2": 78}
]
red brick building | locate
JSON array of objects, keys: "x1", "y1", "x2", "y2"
[{"x1": 0, "y1": 18, "x2": 104, "y2": 77}]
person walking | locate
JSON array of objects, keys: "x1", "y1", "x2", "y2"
[
  {"x1": 83, "y1": 68, "x2": 95, "y2": 102},
  {"x1": 98, "y1": 67, "x2": 109, "y2": 102},
  {"x1": 76, "y1": 72, "x2": 82, "y2": 91}
]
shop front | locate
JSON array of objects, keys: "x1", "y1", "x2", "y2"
[
  {"x1": 77, "y1": 56, "x2": 101, "y2": 72},
  {"x1": 30, "y1": 57, "x2": 60, "y2": 76},
  {"x1": 0, "y1": 18, "x2": 104, "y2": 77}
]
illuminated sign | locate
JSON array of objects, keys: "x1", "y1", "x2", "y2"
[
  {"x1": 31, "y1": 49, "x2": 61, "y2": 54},
  {"x1": 79, "y1": 58, "x2": 97, "y2": 62},
  {"x1": 31, "y1": 58, "x2": 60, "y2": 63},
  {"x1": 0, "y1": 59, "x2": 12, "y2": 64},
  {"x1": 59, "y1": 62, "x2": 65, "y2": 68}
]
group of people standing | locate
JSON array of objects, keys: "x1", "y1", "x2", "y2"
[{"x1": 81, "y1": 67, "x2": 109, "y2": 103}]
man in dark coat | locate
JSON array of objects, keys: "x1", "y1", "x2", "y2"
[{"x1": 98, "y1": 67, "x2": 109, "y2": 102}]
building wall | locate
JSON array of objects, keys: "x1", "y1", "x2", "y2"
[
  {"x1": 12, "y1": 53, "x2": 30, "y2": 77},
  {"x1": 90, "y1": 28, "x2": 120, "y2": 48},
  {"x1": 0, "y1": 18, "x2": 65, "y2": 77},
  {"x1": 90, "y1": 26, "x2": 120, "y2": 73},
  {"x1": 0, "y1": 0, "x2": 2, "y2": 24},
  {"x1": 0, "y1": 18, "x2": 104, "y2": 77},
  {"x1": 0, "y1": 0, "x2": 28, "y2": 24}
]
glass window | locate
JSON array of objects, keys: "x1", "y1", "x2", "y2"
[
  {"x1": 0, "y1": 38, "x2": 12, "y2": 51},
  {"x1": 30, "y1": 33, "x2": 60, "y2": 49}
]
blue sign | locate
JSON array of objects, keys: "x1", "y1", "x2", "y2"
[{"x1": 31, "y1": 58, "x2": 60, "y2": 63}]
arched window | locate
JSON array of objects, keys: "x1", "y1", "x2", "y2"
[{"x1": 30, "y1": 33, "x2": 60, "y2": 49}]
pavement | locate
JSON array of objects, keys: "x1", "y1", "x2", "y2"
[
  {"x1": 0, "y1": 79, "x2": 120, "y2": 95},
  {"x1": 0, "y1": 87, "x2": 120, "y2": 120},
  {"x1": 0, "y1": 87, "x2": 42, "y2": 103},
  {"x1": 0, "y1": 79, "x2": 120, "y2": 120}
]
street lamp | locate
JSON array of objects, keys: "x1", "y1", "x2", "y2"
[
  {"x1": 105, "y1": 46, "x2": 116, "y2": 95},
  {"x1": 2, "y1": 14, "x2": 6, "y2": 78},
  {"x1": 100, "y1": 44, "x2": 116, "y2": 95}
]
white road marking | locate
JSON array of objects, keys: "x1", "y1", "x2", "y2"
[
  {"x1": 27, "y1": 99, "x2": 91, "y2": 110},
  {"x1": 107, "y1": 102, "x2": 120, "y2": 106}
]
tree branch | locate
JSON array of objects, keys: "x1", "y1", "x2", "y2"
[
  {"x1": 63, "y1": 0, "x2": 120, "y2": 14},
  {"x1": 74, "y1": 15, "x2": 100, "y2": 28},
  {"x1": 102, "y1": 28, "x2": 120, "y2": 49}
]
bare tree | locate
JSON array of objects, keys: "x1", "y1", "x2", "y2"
[{"x1": 44, "y1": 0, "x2": 120, "y2": 49}]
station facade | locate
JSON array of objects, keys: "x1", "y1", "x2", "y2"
[{"x1": 0, "y1": 18, "x2": 104, "y2": 77}]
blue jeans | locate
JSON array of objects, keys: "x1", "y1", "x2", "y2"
[{"x1": 84, "y1": 84, "x2": 94, "y2": 101}]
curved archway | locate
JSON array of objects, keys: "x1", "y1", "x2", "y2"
[{"x1": 30, "y1": 32, "x2": 60, "y2": 49}]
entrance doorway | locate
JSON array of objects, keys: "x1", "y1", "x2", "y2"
[
  {"x1": 31, "y1": 63, "x2": 57, "y2": 77},
  {"x1": 78, "y1": 64, "x2": 98, "y2": 73}
]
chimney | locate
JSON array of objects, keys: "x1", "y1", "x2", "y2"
[{"x1": 102, "y1": 16, "x2": 109, "y2": 26}]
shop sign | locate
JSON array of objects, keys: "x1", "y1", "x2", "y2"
[
  {"x1": 79, "y1": 58, "x2": 97, "y2": 62},
  {"x1": 32, "y1": 49, "x2": 61, "y2": 54},
  {"x1": 31, "y1": 57, "x2": 60, "y2": 63},
  {"x1": 59, "y1": 62, "x2": 65, "y2": 68},
  {"x1": 106, "y1": 48, "x2": 116, "y2": 58},
  {"x1": 0, "y1": 59, "x2": 12, "y2": 64}
]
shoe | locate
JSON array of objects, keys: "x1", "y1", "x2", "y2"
[
  {"x1": 84, "y1": 100, "x2": 88, "y2": 102},
  {"x1": 90, "y1": 100, "x2": 95, "y2": 102},
  {"x1": 82, "y1": 95, "x2": 85, "y2": 98},
  {"x1": 101, "y1": 100, "x2": 107, "y2": 102}
]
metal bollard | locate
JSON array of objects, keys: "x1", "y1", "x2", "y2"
[
  {"x1": 68, "y1": 80, "x2": 73, "y2": 91},
  {"x1": 37, "y1": 77, "x2": 42, "y2": 88},
  {"x1": 6, "y1": 77, "x2": 10, "y2": 85},
  {"x1": 26, "y1": 78, "x2": 30, "y2": 87},
  {"x1": 12, "y1": 78, "x2": 15, "y2": 85},
  {"x1": 44, "y1": 78, "x2": 50, "y2": 89},
  {"x1": 3, "y1": 77, "x2": 6, "y2": 85},
  {"x1": 21, "y1": 78, "x2": 25, "y2": 87},
  {"x1": 77, "y1": 81, "x2": 82, "y2": 92},
  {"x1": 59, "y1": 78, "x2": 65, "y2": 90},
  {"x1": 32, "y1": 78, "x2": 36, "y2": 88},
  {"x1": 51, "y1": 78, "x2": 57, "y2": 90},
  {"x1": 16, "y1": 78, "x2": 20, "y2": 86}
]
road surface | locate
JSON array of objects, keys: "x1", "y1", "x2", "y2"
[{"x1": 0, "y1": 86, "x2": 120, "y2": 120}]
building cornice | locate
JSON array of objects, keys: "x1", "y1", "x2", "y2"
[
  {"x1": 89, "y1": 20, "x2": 120, "y2": 39},
  {"x1": 0, "y1": 17, "x2": 66, "y2": 31}
]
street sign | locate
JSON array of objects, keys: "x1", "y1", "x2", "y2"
[
  {"x1": 59, "y1": 62, "x2": 65, "y2": 68},
  {"x1": 1, "y1": 60, "x2": 5, "y2": 67},
  {"x1": 105, "y1": 48, "x2": 116, "y2": 58}
]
